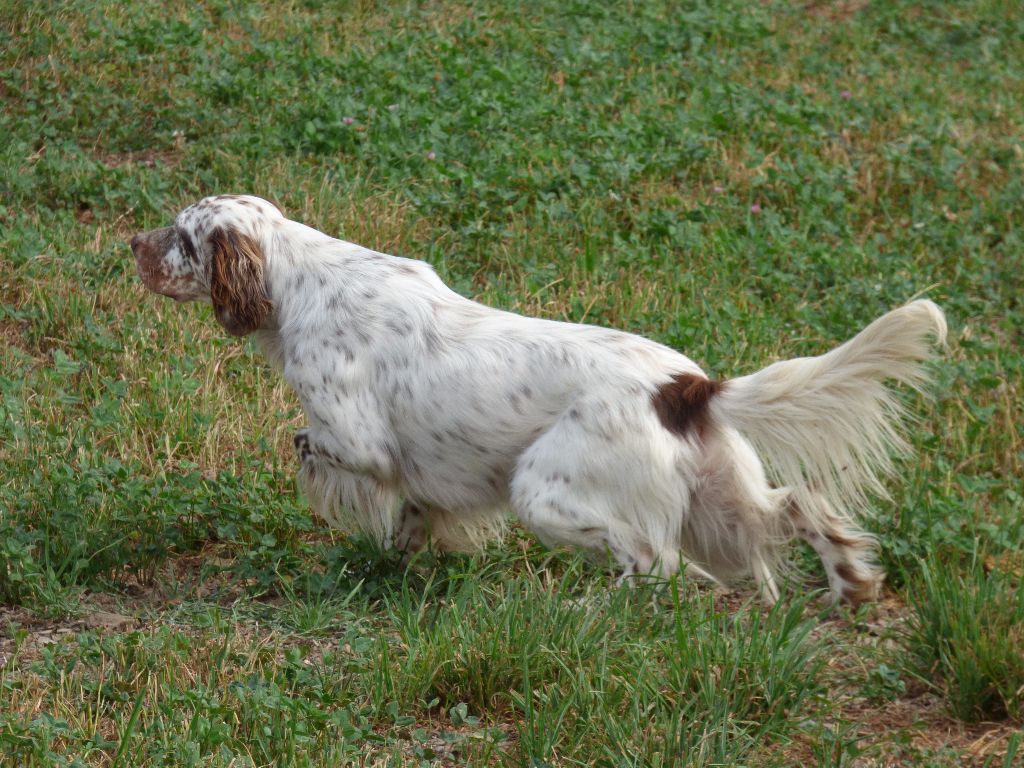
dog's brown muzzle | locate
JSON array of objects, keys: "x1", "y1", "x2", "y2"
[{"x1": 130, "y1": 226, "x2": 177, "y2": 296}]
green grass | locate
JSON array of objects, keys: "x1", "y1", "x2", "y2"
[
  {"x1": 905, "y1": 554, "x2": 1024, "y2": 723},
  {"x1": 2, "y1": 0, "x2": 1023, "y2": 764}
]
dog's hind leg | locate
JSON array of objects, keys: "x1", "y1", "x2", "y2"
[
  {"x1": 784, "y1": 491, "x2": 882, "y2": 605},
  {"x1": 511, "y1": 483, "x2": 640, "y2": 574},
  {"x1": 613, "y1": 546, "x2": 721, "y2": 587},
  {"x1": 751, "y1": 553, "x2": 780, "y2": 604},
  {"x1": 509, "y1": 401, "x2": 693, "y2": 584}
]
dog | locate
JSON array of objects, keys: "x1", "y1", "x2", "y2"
[{"x1": 131, "y1": 194, "x2": 946, "y2": 604}]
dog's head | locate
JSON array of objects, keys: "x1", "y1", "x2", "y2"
[{"x1": 130, "y1": 194, "x2": 281, "y2": 336}]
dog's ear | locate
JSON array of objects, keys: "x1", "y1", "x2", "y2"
[{"x1": 209, "y1": 227, "x2": 272, "y2": 336}]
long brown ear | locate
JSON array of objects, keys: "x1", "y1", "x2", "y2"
[{"x1": 209, "y1": 227, "x2": 272, "y2": 336}]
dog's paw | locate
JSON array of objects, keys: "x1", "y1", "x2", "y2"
[
  {"x1": 293, "y1": 428, "x2": 312, "y2": 462},
  {"x1": 394, "y1": 501, "x2": 427, "y2": 557}
]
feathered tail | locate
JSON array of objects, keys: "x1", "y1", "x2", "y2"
[{"x1": 710, "y1": 299, "x2": 947, "y2": 527}]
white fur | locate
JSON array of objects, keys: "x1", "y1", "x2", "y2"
[
  {"x1": 711, "y1": 300, "x2": 948, "y2": 527},
  {"x1": 131, "y1": 194, "x2": 947, "y2": 604}
]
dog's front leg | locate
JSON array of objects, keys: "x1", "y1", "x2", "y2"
[
  {"x1": 291, "y1": 406, "x2": 398, "y2": 482},
  {"x1": 393, "y1": 501, "x2": 428, "y2": 561},
  {"x1": 294, "y1": 427, "x2": 402, "y2": 548}
]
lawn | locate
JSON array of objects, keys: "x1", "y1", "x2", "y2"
[{"x1": 1, "y1": 0, "x2": 1022, "y2": 765}]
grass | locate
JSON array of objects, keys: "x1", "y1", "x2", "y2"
[
  {"x1": 1, "y1": 0, "x2": 1022, "y2": 764},
  {"x1": 905, "y1": 554, "x2": 1024, "y2": 723}
]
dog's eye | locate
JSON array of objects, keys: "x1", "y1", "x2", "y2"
[{"x1": 177, "y1": 227, "x2": 199, "y2": 263}]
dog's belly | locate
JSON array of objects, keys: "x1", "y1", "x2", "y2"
[
  {"x1": 394, "y1": 412, "x2": 553, "y2": 513},
  {"x1": 399, "y1": 454, "x2": 514, "y2": 512}
]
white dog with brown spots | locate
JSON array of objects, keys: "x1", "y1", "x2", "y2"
[{"x1": 131, "y1": 194, "x2": 946, "y2": 605}]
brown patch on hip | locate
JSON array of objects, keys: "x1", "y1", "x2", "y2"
[{"x1": 651, "y1": 373, "x2": 724, "y2": 438}]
